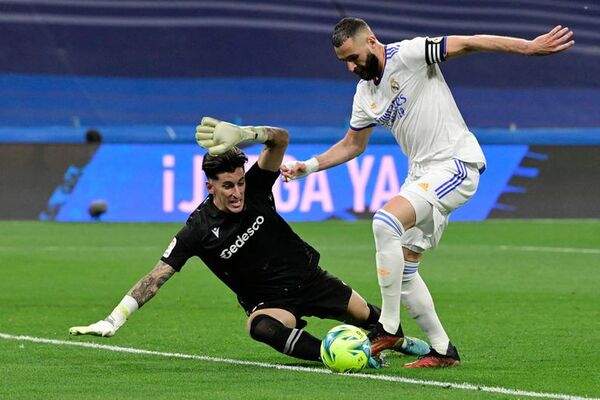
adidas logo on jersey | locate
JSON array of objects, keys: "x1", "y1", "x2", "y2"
[{"x1": 219, "y1": 216, "x2": 265, "y2": 259}]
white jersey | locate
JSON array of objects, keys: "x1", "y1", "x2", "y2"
[{"x1": 350, "y1": 37, "x2": 486, "y2": 169}]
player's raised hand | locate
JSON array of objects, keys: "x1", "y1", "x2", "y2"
[
  {"x1": 280, "y1": 158, "x2": 319, "y2": 182},
  {"x1": 69, "y1": 319, "x2": 117, "y2": 337},
  {"x1": 529, "y1": 25, "x2": 574, "y2": 55},
  {"x1": 195, "y1": 116, "x2": 268, "y2": 155}
]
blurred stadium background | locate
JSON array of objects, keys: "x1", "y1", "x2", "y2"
[
  {"x1": 1, "y1": 0, "x2": 599, "y2": 222},
  {"x1": 1, "y1": 2, "x2": 599, "y2": 399}
]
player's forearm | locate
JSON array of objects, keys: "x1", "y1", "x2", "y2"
[
  {"x1": 280, "y1": 128, "x2": 369, "y2": 181},
  {"x1": 257, "y1": 127, "x2": 289, "y2": 171},
  {"x1": 446, "y1": 35, "x2": 531, "y2": 58},
  {"x1": 127, "y1": 260, "x2": 176, "y2": 307},
  {"x1": 263, "y1": 127, "x2": 289, "y2": 150},
  {"x1": 315, "y1": 135, "x2": 366, "y2": 171},
  {"x1": 69, "y1": 261, "x2": 176, "y2": 337}
]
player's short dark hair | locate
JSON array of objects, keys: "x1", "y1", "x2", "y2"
[
  {"x1": 202, "y1": 146, "x2": 248, "y2": 180},
  {"x1": 332, "y1": 17, "x2": 371, "y2": 47}
]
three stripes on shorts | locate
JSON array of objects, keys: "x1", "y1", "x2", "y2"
[{"x1": 435, "y1": 160, "x2": 468, "y2": 199}]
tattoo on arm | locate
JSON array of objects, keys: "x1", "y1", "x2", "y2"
[{"x1": 127, "y1": 260, "x2": 176, "y2": 307}]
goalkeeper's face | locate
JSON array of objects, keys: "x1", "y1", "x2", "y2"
[{"x1": 207, "y1": 167, "x2": 246, "y2": 213}]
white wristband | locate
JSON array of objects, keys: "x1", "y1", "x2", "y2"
[
  {"x1": 106, "y1": 295, "x2": 139, "y2": 329},
  {"x1": 303, "y1": 157, "x2": 319, "y2": 174}
]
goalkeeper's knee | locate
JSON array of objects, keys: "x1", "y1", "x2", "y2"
[
  {"x1": 249, "y1": 314, "x2": 320, "y2": 361},
  {"x1": 249, "y1": 314, "x2": 289, "y2": 350}
]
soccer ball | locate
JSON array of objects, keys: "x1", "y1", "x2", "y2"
[{"x1": 320, "y1": 324, "x2": 371, "y2": 373}]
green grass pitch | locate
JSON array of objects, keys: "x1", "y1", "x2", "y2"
[{"x1": 1, "y1": 220, "x2": 599, "y2": 399}]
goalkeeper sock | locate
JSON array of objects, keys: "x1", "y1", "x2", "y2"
[
  {"x1": 249, "y1": 315, "x2": 321, "y2": 361},
  {"x1": 402, "y1": 268, "x2": 450, "y2": 354},
  {"x1": 356, "y1": 303, "x2": 381, "y2": 329},
  {"x1": 372, "y1": 209, "x2": 405, "y2": 334},
  {"x1": 105, "y1": 295, "x2": 139, "y2": 329}
]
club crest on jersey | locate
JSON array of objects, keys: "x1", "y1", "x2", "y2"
[
  {"x1": 211, "y1": 227, "x2": 220, "y2": 238},
  {"x1": 390, "y1": 78, "x2": 400, "y2": 93}
]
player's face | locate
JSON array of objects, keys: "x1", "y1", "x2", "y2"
[
  {"x1": 335, "y1": 36, "x2": 381, "y2": 81},
  {"x1": 207, "y1": 167, "x2": 246, "y2": 213}
]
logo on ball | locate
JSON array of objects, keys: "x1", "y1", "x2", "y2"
[{"x1": 320, "y1": 324, "x2": 371, "y2": 373}]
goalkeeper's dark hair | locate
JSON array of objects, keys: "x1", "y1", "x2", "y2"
[
  {"x1": 332, "y1": 17, "x2": 371, "y2": 48},
  {"x1": 202, "y1": 146, "x2": 248, "y2": 180}
]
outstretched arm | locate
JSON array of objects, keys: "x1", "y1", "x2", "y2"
[
  {"x1": 446, "y1": 25, "x2": 574, "y2": 59},
  {"x1": 127, "y1": 261, "x2": 176, "y2": 307},
  {"x1": 257, "y1": 127, "x2": 289, "y2": 172},
  {"x1": 280, "y1": 126, "x2": 373, "y2": 181},
  {"x1": 195, "y1": 116, "x2": 289, "y2": 171},
  {"x1": 69, "y1": 261, "x2": 176, "y2": 337}
]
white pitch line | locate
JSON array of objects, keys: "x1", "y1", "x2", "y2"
[{"x1": 1, "y1": 332, "x2": 597, "y2": 400}]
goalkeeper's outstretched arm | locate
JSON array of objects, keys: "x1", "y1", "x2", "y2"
[
  {"x1": 256, "y1": 126, "x2": 288, "y2": 172},
  {"x1": 69, "y1": 261, "x2": 176, "y2": 337},
  {"x1": 127, "y1": 260, "x2": 176, "y2": 307}
]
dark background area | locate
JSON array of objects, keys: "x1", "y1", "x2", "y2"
[{"x1": 0, "y1": 0, "x2": 596, "y2": 86}]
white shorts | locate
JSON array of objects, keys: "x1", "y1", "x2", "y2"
[{"x1": 399, "y1": 159, "x2": 481, "y2": 253}]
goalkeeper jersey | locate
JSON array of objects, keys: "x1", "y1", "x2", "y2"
[
  {"x1": 349, "y1": 36, "x2": 486, "y2": 169},
  {"x1": 161, "y1": 163, "x2": 321, "y2": 300}
]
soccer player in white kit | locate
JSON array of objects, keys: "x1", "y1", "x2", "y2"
[{"x1": 281, "y1": 17, "x2": 574, "y2": 367}]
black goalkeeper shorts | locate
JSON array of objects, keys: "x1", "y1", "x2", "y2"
[{"x1": 238, "y1": 267, "x2": 353, "y2": 323}]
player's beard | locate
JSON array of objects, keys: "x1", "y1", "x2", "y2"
[{"x1": 353, "y1": 51, "x2": 380, "y2": 81}]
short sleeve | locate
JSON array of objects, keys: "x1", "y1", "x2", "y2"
[
  {"x1": 160, "y1": 223, "x2": 197, "y2": 272},
  {"x1": 245, "y1": 162, "x2": 279, "y2": 197},
  {"x1": 398, "y1": 36, "x2": 447, "y2": 71},
  {"x1": 349, "y1": 89, "x2": 377, "y2": 131}
]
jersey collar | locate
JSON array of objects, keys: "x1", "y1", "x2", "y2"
[
  {"x1": 374, "y1": 45, "x2": 388, "y2": 86},
  {"x1": 206, "y1": 195, "x2": 245, "y2": 220}
]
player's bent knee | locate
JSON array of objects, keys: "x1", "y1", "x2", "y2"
[
  {"x1": 372, "y1": 208, "x2": 405, "y2": 239},
  {"x1": 346, "y1": 291, "x2": 370, "y2": 321},
  {"x1": 403, "y1": 247, "x2": 422, "y2": 262},
  {"x1": 247, "y1": 308, "x2": 296, "y2": 334},
  {"x1": 249, "y1": 314, "x2": 284, "y2": 343}
]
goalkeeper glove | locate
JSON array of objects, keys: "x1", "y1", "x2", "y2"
[
  {"x1": 69, "y1": 319, "x2": 117, "y2": 337},
  {"x1": 195, "y1": 116, "x2": 269, "y2": 155},
  {"x1": 280, "y1": 158, "x2": 319, "y2": 181},
  {"x1": 69, "y1": 295, "x2": 138, "y2": 337}
]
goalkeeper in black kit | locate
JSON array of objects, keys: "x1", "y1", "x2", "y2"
[{"x1": 70, "y1": 117, "x2": 430, "y2": 366}]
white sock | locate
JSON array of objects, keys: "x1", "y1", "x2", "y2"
[
  {"x1": 106, "y1": 295, "x2": 139, "y2": 329},
  {"x1": 402, "y1": 267, "x2": 450, "y2": 354},
  {"x1": 372, "y1": 209, "x2": 405, "y2": 334}
]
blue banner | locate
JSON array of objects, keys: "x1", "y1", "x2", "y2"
[{"x1": 55, "y1": 144, "x2": 528, "y2": 222}]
